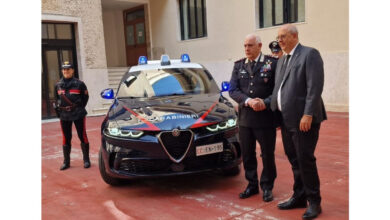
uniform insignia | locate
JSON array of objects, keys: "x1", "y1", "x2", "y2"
[
  {"x1": 261, "y1": 60, "x2": 273, "y2": 72},
  {"x1": 264, "y1": 78, "x2": 268, "y2": 83}
]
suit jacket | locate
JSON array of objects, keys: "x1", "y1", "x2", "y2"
[
  {"x1": 271, "y1": 44, "x2": 327, "y2": 130},
  {"x1": 229, "y1": 53, "x2": 278, "y2": 128}
]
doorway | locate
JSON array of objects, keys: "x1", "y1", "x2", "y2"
[
  {"x1": 123, "y1": 6, "x2": 147, "y2": 66},
  {"x1": 42, "y1": 23, "x2": 78, "y2": 119}
]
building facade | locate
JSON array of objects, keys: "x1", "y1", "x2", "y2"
[{"x1": 41, "y1": 0, "x2": 348, "y2": 119}]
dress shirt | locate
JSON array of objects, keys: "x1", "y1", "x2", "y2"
[{"x1": 277, "y1": 43, "x2": 299, "y2": 111}]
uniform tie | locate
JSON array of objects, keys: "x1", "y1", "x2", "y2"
[{"x1": 250, "y1": 60, "x2": 256, "y2": 70}]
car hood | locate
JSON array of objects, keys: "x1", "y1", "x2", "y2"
[{"x1": 107, "y1": 93, "x2": 236, "y2": 131}]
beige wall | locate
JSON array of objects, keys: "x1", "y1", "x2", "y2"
[
  {"x1": 42, "y1": 0, "x2": 108, "y2": 69},
  {"x1": 149, "y1": 0, "x2": 349, "y2": 111},
  {"x1": 42, "y1": 0, "x2": 110, "y2": 114},
  {"x1": 102, "y1": 4, "x2": 152, "y2": 67},
  {"x1": 103, "y1": 9, "x2": 127, "y2": 67}
]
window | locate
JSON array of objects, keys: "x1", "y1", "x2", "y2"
[
  {"x1": 42, "y1": 23, "x2": 73, "y2": 40},
  {"x1": 259, "y1": 0, "x2": 305, "y2": 28},
  {"x1": 179, "y1": 0, "x2": 207, "y2": 40}
]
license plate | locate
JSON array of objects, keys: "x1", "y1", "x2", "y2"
[{"x1": 196, "y1": 142, "x2": 223, "y2": 156}]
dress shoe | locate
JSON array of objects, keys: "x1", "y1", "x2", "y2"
[
  {"x1": 263, "y1": 190, "x2": 273, "y2": 202},
  {"x1": 277, "y1": 196, "x2": 307, "y2": 210},
  {"x1": 302, "y1": 203, "x2": 321, "y2": 219},
  {"x1": 239, "y1": 187, "x2": 259, "y2": 199}
]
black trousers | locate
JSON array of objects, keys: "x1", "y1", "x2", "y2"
[
  {"x1": 60, "y1": 117, "x2": 89, "y2": 146},
  {"x1": 239, "y1": 126, "x2": 277, "y2": 191},
  {"x1": 281, "y1": 123, "x2": 321, "y2": 205}
]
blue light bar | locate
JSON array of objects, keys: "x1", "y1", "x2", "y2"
[
  {"x1": 161, "y1": 54, "x2": 171, "y2": 65},
  {"x1": 181, "y1": 53, "x2": 190, "y2": 62},
  {"x1": 101, "y1": 88, "x2": 114, "y2": 99},
  {"x1": 221, "y1": 81, "x2": 230, "y2": 92},
  {"x1": 138, "y1": 56, "x2": 148, "y2": 65}
]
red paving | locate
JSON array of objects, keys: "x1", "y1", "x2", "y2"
[{"x1": 42, "y1": 112, "x2": 348, "y2": 220}]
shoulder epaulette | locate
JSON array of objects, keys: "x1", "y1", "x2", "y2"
[
  {"x1": 264, "y1": 55, "x2": 277, "y2": 61},
  {"x1": 234, "y1": 58, "x2": 246, "y2": 64}
]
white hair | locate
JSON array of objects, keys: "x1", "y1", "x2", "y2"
[
  {"x1": 245, "y1": 34, "x2": 262, "y2": 44},
  {"x1": 284, "y1": 24, "x2": 299, "y2": 35}
]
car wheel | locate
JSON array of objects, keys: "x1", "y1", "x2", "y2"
[
  {"x1": 222, "y1": 164, "x2": 241, "y2": 176},
  {"x1": 99, "y1": 148, "x2": 124, "y2": 186}
]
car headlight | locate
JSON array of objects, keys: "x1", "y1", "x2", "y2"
[
  {"x1": 105, "y1": 127, "x2": 143, "y2": 138},
  {"x1": 206, "y1": 118, "x2": 237, "y2": 132}
]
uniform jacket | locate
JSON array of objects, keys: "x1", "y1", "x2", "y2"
[
  {"x1": 271, "y1": 44, "x2": 327, "y2": 130},
  {"x1": 54, "y1": 77, "x2": 89, "y2": 121},
  {"x1": 229, "y1": 53, "x2": 277, "y2": 128}
]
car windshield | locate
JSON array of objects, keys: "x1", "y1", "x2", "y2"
[{"x1": 116, "y1": 68, "x2": 220, "y2": 98}]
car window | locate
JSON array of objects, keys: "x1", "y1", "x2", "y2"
[{"x1": 117, "y1": 68, "x2": 219, "y2": 98}]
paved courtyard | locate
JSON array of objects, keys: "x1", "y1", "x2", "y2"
[{"x1": 42, "y1": 112, "x2": 348, "y2": 220}]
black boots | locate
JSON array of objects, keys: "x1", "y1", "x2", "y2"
[
  {"x1": 60, "y1": 145, "x2": 71, "y2": 170},
  {"x1": 81, "y1": 143, "x2": 91, "y2": 168},
  {"x1": 60, "y1": 144, "x2": 90, "y2": 170}
]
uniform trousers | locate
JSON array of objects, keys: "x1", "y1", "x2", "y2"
[
  {"x1": 239, "y1": 126, "x2": 276, "y2": 190},
  {"x1": 60, "y1": 117, "x2": 89, "y2": 146},
  {"x1": 281, "y1": 123, "x2": 321, "y2": 204}
]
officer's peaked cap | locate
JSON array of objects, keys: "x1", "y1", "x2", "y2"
[
  {"x1": 269, "y1": 41, "x2": 281, "y2": 52},
  {"x1": 61, "y1": 61, "x2": 74, "y2": 69}
]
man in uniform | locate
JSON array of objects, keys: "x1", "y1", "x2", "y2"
[
  {"x1": 269, "y1": 41, "x2": 283, "y2": 59},
  {"x1": 54, "y1": 61, "x2": 91, "y2": 170},
  {"x1": 229, "y1": 34, "x2": 278, "y2": 202}
]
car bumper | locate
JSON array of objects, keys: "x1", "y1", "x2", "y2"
[{"x1": 100, "y1": 127, "x2": 241, "y2": 179}]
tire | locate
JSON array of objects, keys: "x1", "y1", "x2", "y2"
[
  {"x1": 222, "y1": 164, "x2": 241, "y2": 176},
  {"x1": 99, "y1": 149, "x2": 124, "y2": 186}
]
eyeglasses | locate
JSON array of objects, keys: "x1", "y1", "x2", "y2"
[{"x1": 276, "y1": 34, "x2": 287, "y2": 41}]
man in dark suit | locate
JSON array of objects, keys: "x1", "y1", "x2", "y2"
[
  {"x1": 229, "y1": 34, "x2": 278, "y2": 202},
  {"x1": 271, "y1": 24, "x2": 327, "y2": 219}
]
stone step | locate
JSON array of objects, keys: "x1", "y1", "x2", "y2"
[
  {"x1": 103, "y1": 102, "x2": 113, "y2": 107},
  {"x1": 109, "y1": 75, "x2": 123, "y2": 79},
  {"x1": 91, "y1": 107, "x2": 110, "y2": 116},
  {"x1": 108, "y1": 72, "x2": 126, "y2": 77},
  {"x1": 107, "y1": 68, "x2": 128, "y2": 74},
  {"x1": 107, "y1": 67, "x2": 128, "y2": 95}
]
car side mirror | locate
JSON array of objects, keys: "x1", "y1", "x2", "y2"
[
  {"x1": 221, "y1": 81, "x2": 230, "y2": 92},
  {"x1": 101, "y1": 88, "x2": 114, "y2": 99}
]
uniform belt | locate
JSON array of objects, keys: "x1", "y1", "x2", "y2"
[{"x1": 59, "y1": 105, "x2": 77, "y2": 112}]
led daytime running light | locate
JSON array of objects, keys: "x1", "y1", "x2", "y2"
[
  {"x1": 107, "y1": 128, "x2": 143, "y2": 138},
  {"x1": 206, "y1": 118, "x2": 237, "y2": 132}
]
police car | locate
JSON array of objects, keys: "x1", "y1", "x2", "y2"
[{"x1": 99, "y1": 54, "x2": 241, "y2": 185}]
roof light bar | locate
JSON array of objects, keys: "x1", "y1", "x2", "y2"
[
  {"x1": 138, "y1": 56, "x2": 148, "y2": 65},
  {"x1": 160, "y1": 54, "x2": 171, "y2": 65},
  {"x1": 181, "y1": 53, "x2": 190, "y2": 62}
]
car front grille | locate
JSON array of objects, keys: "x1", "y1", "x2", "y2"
[
  {"x1": 117, "y1": 153, "x2": 223, "y2": 174},
  {"x1": 119, "y1": 159, "x2": 171, "y2": 173},
  {"x1": 158, "y1": 130, "x2": 193, "y2": 163}
]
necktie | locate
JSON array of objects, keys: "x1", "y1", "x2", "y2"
[
  {"x1": 280, "y1": 55, "x2": 291, "y2": 76},
  {"x1": 250, "y1": 60, "x2": 256, "y2": 70},
  {"x1": 271, "y1": 55, "x2": 291, "y2": 111}
]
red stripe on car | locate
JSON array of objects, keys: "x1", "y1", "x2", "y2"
[
  {"x1": 190, "y1": 100, "x2": 219, "y2": 128},
  {"x1": 122, "y1": 106, "x2": 160, "y2": 131}
]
